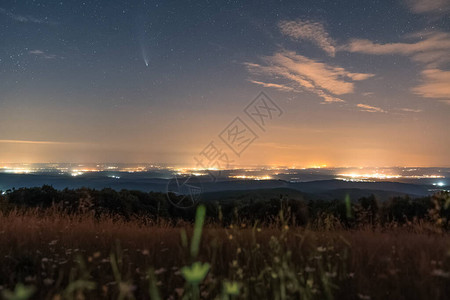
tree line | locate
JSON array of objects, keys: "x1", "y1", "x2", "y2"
[{"x1": 0, "y1": 185, "x2": 449, "y2": 228}]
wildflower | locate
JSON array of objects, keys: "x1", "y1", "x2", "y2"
[
  {"x1": 43, "y1": 278, "x2": 54, "y2": 286},
  {"x1": 24, "y1": 276, "x2": 36, "y2": 283},
  {"x1": 180, "y1": 262, "x2": 210, "y2": 285},
  {"x1": 175, "y1": 288, "x2": 184, "y2": 297},
  {"x1": 201, "y1": 291, "x2": 209, "y2": 298},
  {"x1": 317, "y1": 246, "x2": 327, "y2": 252},
  {"x1": 357, "y1": 293, "x2": 371, "y2": 300},
  {"x1": 118, "y1": 282, "x2": 135, "y2": 294},
  {"x1": 154, "y1": 268, "x2": 166, "y2": 275},
  {"x1": 431, "y1": 269, "x2": 450, "y2": 278},
  {"x1": 305, "y1": 266, "x2": 315, "y2": 273}
]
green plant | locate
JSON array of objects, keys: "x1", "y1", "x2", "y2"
[
  {"x1": 63, "y1": 255, "x2": 96, "y2": 300},
  {"x1": 1, "y1": 284, "x2": 35, "y2": 300}
]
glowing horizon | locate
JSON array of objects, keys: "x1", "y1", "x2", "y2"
[{"x1": 0, "y1": 1, "x2": 448, "y2": 167}]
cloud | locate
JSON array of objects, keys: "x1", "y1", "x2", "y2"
[
  {"x1": 405, "y1": 0, "x2": 450, "y2": 14},
  {"x1": 29, "y1": 50, "x2": 44, "y2": 55},
  {"x1": 341, "y1": 31, "x2": 450, "y2": 104},
  {"x1": 399, "y1": 108, "x2": 423, "y2": 113},
  {"x1": 29, "y1": 49, "x2": 57, "y2": 59},
  {"x1": 341, "y1": 31, "x2": 450, "y2": 67},
  {"x1": 279, "y1": 20, "x2": 336, "y2": 56},
  {"x1": 0, "y1": 7, "x2": 56, "y2": 24},
  {"x1": 248, "y1": 80, "x2": 295, "y2": 92},
  {"x1": 246, "y1": 50, "x2": 374, "y2": 103},
  {"x1": 357, "y1": 104, "x2": 386, "y2": 113},
  {"x1": 0, "y1": 139, "x2": 73, "y2": 145},
  {"x1": 412, "y1": 69, "x2": 450, "y2": 102}
]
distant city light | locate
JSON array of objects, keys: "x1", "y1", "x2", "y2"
[
  {"x1": 338, "y1": 173, "x2": 402, "y2": 180},
  {"x1": 338, "y1": 173, "x2": 444, "y2": 180},
  {"x1": 229, "y1": 175, "x2": 272, "y2": 180},
  {"x1": 3, "y1": 168, "x2": 32, "y2": 174}
]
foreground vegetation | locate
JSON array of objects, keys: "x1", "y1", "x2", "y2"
[{"x1": 0, "y1": 187, "x2": 449, "y2": 299}]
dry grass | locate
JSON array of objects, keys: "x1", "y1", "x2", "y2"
[{"x1": 0, "y1": 209, "x2": 449, "y2": 300}]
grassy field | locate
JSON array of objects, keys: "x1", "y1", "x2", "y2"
[{"x1": 0, "y1": 207, "x2": 449, "y2": 300}]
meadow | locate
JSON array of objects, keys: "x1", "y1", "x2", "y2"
[
  {"x1": 1, "y1": 203, "x2": 450, "y2": 300},
  {"x1": 0, "y1": 186, "x2": 450, "y2": 300}
]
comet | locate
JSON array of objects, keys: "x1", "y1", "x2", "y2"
[{"x1": 141, "y1": 45, "x2": 149, "y2": 67}]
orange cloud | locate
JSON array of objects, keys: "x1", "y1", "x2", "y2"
[
  {"x1": 412, "y1": 69, "x2": 450, "y2": 102},
  {"x1": 246, "y1": 51, "x2": 374, "y2": 103},
  {"x1": 356, "y1": 104, "x2": 386, "y2": 113},
  {"x1": 342, "y1": 31, "x2": 450, "y2": 104},
  {"x1": 0, "y1": 139, "x2": 74, "y2": 145},
  {"x1": 342, "y1": 31, "x2": 450, "y2": 67}
]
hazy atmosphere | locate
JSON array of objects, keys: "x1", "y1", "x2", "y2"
[{"x1": 1, "y1": 0, "x2": 449, "y2": 167}]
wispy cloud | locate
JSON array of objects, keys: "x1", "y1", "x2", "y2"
[
  {"x1": 246, "y1": 50, "x2": 373, "y2": 103},
  {"x1": 248, "y1": 80, "x2": 295, "y2": 92},
  {"x1": 398, "y1": 107, "x2": 423, "y2": 113},
  {"x1": 341, "y1": 31, "x2": 450, "y2": 67},
  {"x1": 0, "y1": 7, "x2": 56, "y2": 24},
  {"x1": 357, "y1": 104, "x2": 386, "y2": 113},
  {"x1": 29, "y1": 49, "x2": 57, "y2": 59},
  {"x1": 341, "y1": 31, "x2": 450, "y2": 104},
  {"x1": 405, "y1": 0, "x2": 450, "y2": 14},
  {"x1": 412, "y1": 69, "x2": 450, "y2": 103},
  {"x1": 0, "y1": 139, "x2": 73, "y2": 145},
  {"x1": 279, "y1": 20, "x2": 336, "y2": 56}
]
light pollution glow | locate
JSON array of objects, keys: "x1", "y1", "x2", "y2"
[
  {"x1": 0, "y1": 2, "x2": 449, "y2": 168},
  {"x1": 1, "y1": 165, "x2": 446, "y2": 186}
]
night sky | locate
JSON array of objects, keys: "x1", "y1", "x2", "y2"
[{"x1": 0, "y1": 0, "x2": 449, "y2": 167}]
